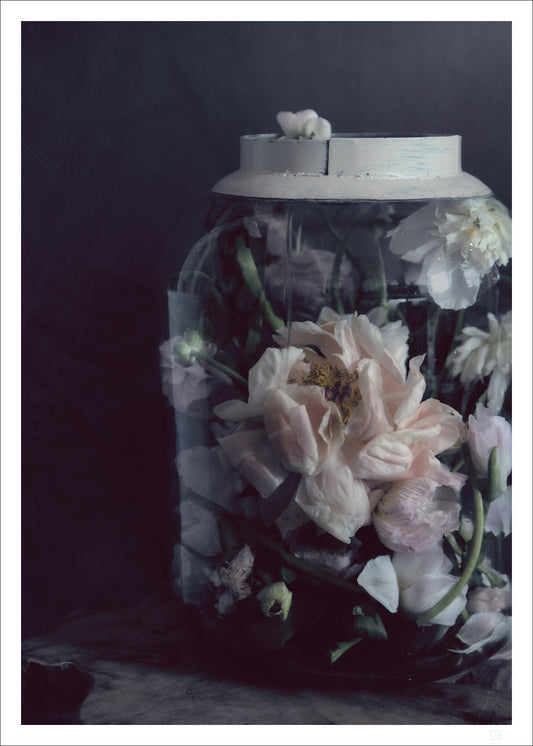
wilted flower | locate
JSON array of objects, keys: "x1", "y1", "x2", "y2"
[
  {"x1": 215, "y1": 310, "x2": 465, "y2": 545},
  {"x1": 373, "y1": 478, "x2": 464, "y2": 554},
  {"x1": 211, "y1": 545, "x2": 255, "y2": 615},
  {"x1": 447, "y1": 311, "x2": 511, "y2": 414},
  {"x1": 467, "y1": 403, "x2": 512, "y2": 494},
  {"x1": 160, "y1": 335, "x2": 217, "y2": 417},
  {"x1": 276, "y1": 109, "x2": 332, "y2": 140},
  {"x1": 388, "y1": 198, "x2": 512, "y2": 310}
]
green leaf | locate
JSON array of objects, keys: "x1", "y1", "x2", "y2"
[
  {"x1": 352, "y1": 607, "x2": 388, "y2": 640},
  {"x1": 280, "y1": 565, "x2": 298, "y2": 585},
  {"x1": 330, "y1": 639, "x2": 362, "y2": 664},
  {"x1": 236, "y1": 237, "x2": 284, "y2": 333}
]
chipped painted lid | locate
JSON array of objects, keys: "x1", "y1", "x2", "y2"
[{"x1": 211, "y1": 134, "x2": 492, "y2": 201}]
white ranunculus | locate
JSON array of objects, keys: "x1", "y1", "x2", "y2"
[
  {"x1": 276, "y1": 109, "x2": 332, "y2": 140},
  {"x1": 388, "y1": 198, "x2": 512, "y2": 310},
  {"x1": 447, "y1": 311, "x2": 511, "y2": 414}
]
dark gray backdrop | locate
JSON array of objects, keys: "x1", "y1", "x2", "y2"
[{"x1": 22, "y1": 21, "x2": 511, "y2": 637}]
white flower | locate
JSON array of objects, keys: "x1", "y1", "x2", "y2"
[
  {"x1": 215, "y1": 311, "x2": 465, "y2": 545},
  {"x1": 392, "y1": 545, "x2": 467, "y2": 626},
  {"x1": 211, "y1": 545, "x2": 255, "y2": 615},
  {"x1": 467, "y1": 403, "x2": 512, "y2": 493},
  {"x1": 485, "y1": 487, "x2": 512, "y2": 536},
  {"x1": 160, "y1": 335, "x2": 216, "y2": 417},
  {"x1": 447, "y1": 311, "x2": 511, "y2": 413},
  {"x1": 276, "y1": 109, "x2": 332, "y2": 140},
  {"x1": 357, "y1": 545, "x2": 467, "y2": 626},
  {"x1": 388, "y1": 198, "x2": 512, "y2": 310}
]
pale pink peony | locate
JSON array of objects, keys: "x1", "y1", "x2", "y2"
[{"x1": 215, "y1": 311, "x2": 466, "y2": 545}]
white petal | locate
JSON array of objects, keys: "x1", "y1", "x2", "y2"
[
  {"x1": 454, "y1": 612, "x2": 512, "y2": 654},
  {"x1": 301, "y1": 116, "x2": 332, "y2": 140},
  {"x1": 485, "y1": 490, "x2": 512, "y2": 536},
  {"x1": 295, "y1": 466, "x2": 370, "y2": 544},
  {"x1": 392, "y1": 545, "x2": 451, "y2": 589},
  {"x1": 401, "y1": 572, "x2": 467, "y2": 626},
  {"x1": 357, "y1": 555, "x2": 399, "y2": 613},
  {"x1": 350, "y1": 433, "x2": 413, "y2": 480}
]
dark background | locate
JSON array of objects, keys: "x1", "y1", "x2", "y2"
[{"x1": 22, "y1": 21, "x2": 512, "y2": 638}]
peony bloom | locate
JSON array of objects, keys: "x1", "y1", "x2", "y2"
[
  {"x1": 276, "y1": 109, "x2": 332, "y2": 140},
  {"x1": 215, "y1": 310, "x2": 466, "y2": 545},
  {"x1": 388, "y1": 198, "x2": 512, "y2": 310},
  {"x1": 373, "y1": 479, "x2": 464, "y2": 554},
  {"x1": 392, "y1": 545, "x2": 468, "y2": 626},
  {"x1": 467, "y1": 403, "x2": 512, "y2": 494},
  {"x1": 447, "y1": 311, "x2": 511, "y2": 414},
  {"x1": 160, "y1": 333, "x2": 217, "y2": 418}
]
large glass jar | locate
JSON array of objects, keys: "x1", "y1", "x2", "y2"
[{"x1": 161, "y1": 132, "x2": 512, "y2": 683}]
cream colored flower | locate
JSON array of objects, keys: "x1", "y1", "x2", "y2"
[
  {"x1": 388, "y1": 198, "x2": 512, "y2": 310},
  {"x1": 447, "y1": 312, "x2": 511, "y2": 413},
  {"x1": 215, "y1": 310, "x2": 465, "y2": 545},
  {"x1": 160, "y1": 335, "x2": 216, "y2": 417},
  {"x1": 276, "y1": 109, "x2": 332, "y2": 140}
]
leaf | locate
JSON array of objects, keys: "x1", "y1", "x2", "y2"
[
  {"x1": 280, "y1": 565, "x2": 298, "y2": 585},
  {"x1": 259, "y1": 472, "x2": 301, "y2": 527},
  {"x1": 352, "y1": 607, "x2": 388, "y2": 640},
  {"x1": 330, "y1": 638, "x2": 362, "y2": 664}
]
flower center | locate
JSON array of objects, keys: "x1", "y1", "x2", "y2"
[{"x1": 303, "y1": 361, "x2": 361, "y2": 426}]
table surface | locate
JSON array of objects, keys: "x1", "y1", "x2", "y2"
[{"x1": 21, "y1": 596, "x2": 511, "y2": 726}]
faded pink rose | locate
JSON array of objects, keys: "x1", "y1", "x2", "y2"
[{"x1": 215, "y1": 310, "x2": 466, "y2": 545}]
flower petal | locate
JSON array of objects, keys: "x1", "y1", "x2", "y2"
[
  {"x1": 295, "y1": 465, "x2": 371, "y2": 544},
  {"x1": 357, "y1": 555, "x2": 399, "y2": 613}
]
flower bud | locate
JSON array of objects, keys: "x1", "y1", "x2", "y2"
[{"x1": 257, "y1": 581, "x2": 292, "y2": 621}]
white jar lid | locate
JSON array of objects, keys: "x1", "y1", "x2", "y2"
[{"x1": 212, "y1": 134, "x2": 492, "y2": 201}]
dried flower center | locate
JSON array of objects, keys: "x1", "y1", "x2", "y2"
[{"x1": 303, "y1": 361, "x2": 361, "y2": 426}]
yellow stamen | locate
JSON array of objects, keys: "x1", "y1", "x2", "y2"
[{"x1": 303, "y1": 361, "x2": 361, "y2": 426}]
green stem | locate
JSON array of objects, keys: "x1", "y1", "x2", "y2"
[
  {"x1": 416, "y1": 453, "x2": 485, "y2": 626},
  {"x1": 199, "y1": 354, "x2": 248, "y2": 389},
  {"x1": 487, "y1": 446, "x2": 500, "y2": 503},
  {"x1": 236, "y1": 237, "x2": 284, "y2": 333}
]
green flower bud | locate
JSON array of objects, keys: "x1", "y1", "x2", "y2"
[
  {"x1": 174, "y1": 330, "x2": 206, "y2": 366},
  {"x1": 257, "y1": 581, "x2": 292, "y2": 621}
]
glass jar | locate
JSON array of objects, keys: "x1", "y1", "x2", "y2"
[{"x1": 161, "y1": 133, "x2": 512, "y2": 683}]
